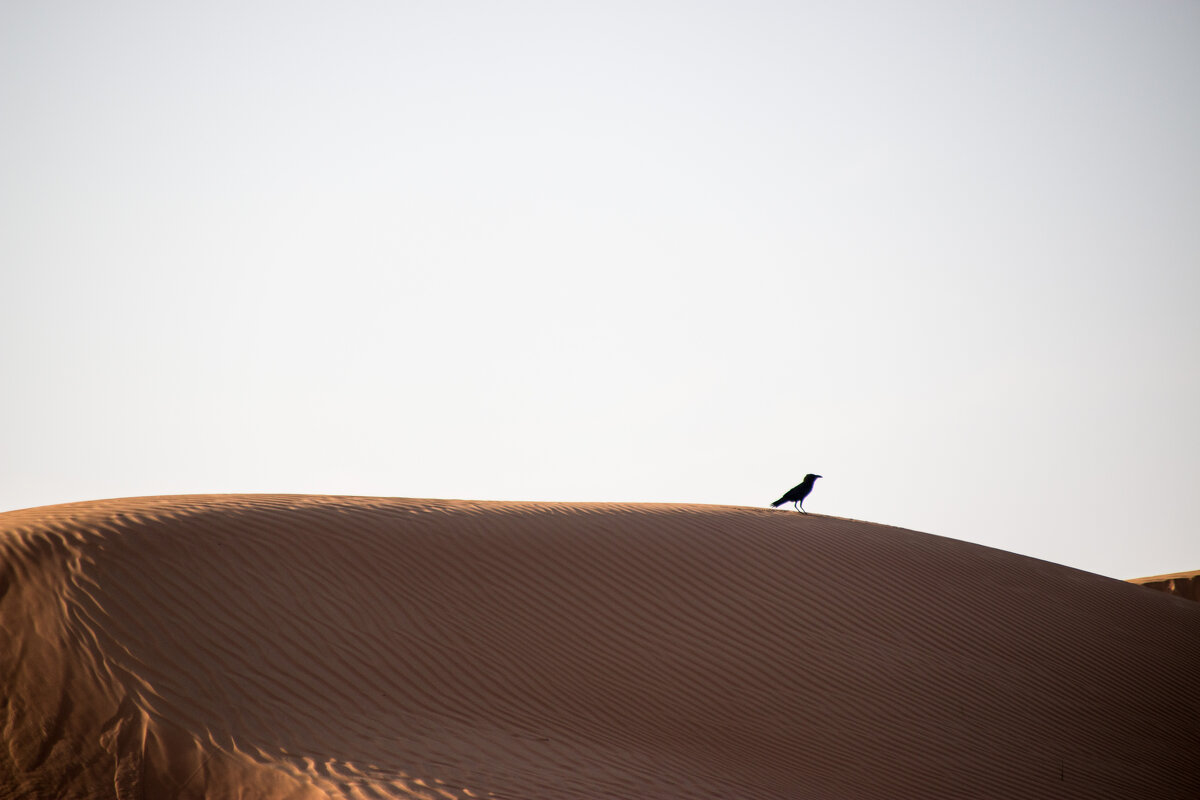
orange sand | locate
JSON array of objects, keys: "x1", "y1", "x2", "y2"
[{"x1": 2, "y1": 495, "x2": 1197, "y2": 799}]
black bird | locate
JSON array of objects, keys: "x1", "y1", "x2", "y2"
[{"x1": 771, "y1": 474, "x2": 822, "y2": 513}]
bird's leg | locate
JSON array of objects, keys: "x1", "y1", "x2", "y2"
[{"x1": 793, "y1": 502, "x2": 800, "y2": 512}]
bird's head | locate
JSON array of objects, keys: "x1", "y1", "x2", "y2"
[{"x1": 806, "y1": 474, "x2": 822, "y2": 481}]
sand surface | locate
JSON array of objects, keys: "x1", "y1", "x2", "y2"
[{"x1": 1, "y1": 494, "x2": 1197, "y2": 799}]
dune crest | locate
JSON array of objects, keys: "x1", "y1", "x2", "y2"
[{"x1": 2, "y1": 494, "x2": 1197, "y2": 799}]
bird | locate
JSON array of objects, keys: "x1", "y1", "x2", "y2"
[{"x1": 771, "y1": 474, "x2": 822, "y2": 513}]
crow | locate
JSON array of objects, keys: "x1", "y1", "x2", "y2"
[{"x1": 771, "y1": 474, "x2": 822, "y2": 513}]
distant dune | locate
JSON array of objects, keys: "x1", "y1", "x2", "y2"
[
  {"x1": 2, "y1": 495, "x2": 1197, "y2": 799},
  {"x1": 1129, "y1": 569, "x2": 1200, "y2": 603}
]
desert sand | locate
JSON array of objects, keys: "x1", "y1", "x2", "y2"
[
  {"x1": 1128, "y1": 569, "x2": 1200, "y2": 603},
  {"x1": 1, "y1": 494, "x2": 1197, "y2": 799}
]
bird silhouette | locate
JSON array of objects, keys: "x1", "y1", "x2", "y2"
[{"x1": 771, "y1": 474, "x2": 822, "y2": 513}]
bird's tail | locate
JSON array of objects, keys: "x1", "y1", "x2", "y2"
[{"x1": 770, "y1": 498, "x2": 786, "y2": 508}]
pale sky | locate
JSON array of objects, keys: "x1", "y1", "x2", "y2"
[{"x1": 3, "y1": 1, "x2": 1198, "y2": 580}]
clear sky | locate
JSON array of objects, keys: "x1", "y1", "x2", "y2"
[{"x1": 3, "y1": 1, "x2": 1197, "y2": 580}]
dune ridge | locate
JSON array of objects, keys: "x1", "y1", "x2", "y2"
[{"x1": 2, "y1": 494, "x2": 1197, "y2": 799}]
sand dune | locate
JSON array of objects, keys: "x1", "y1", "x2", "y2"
[
  {"x1": 1, "y1": 495, "x2": 1197, "y2": 799},
  {"x1": 1129, "y1": 569, "x2": 1200, "y2": 603}
]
